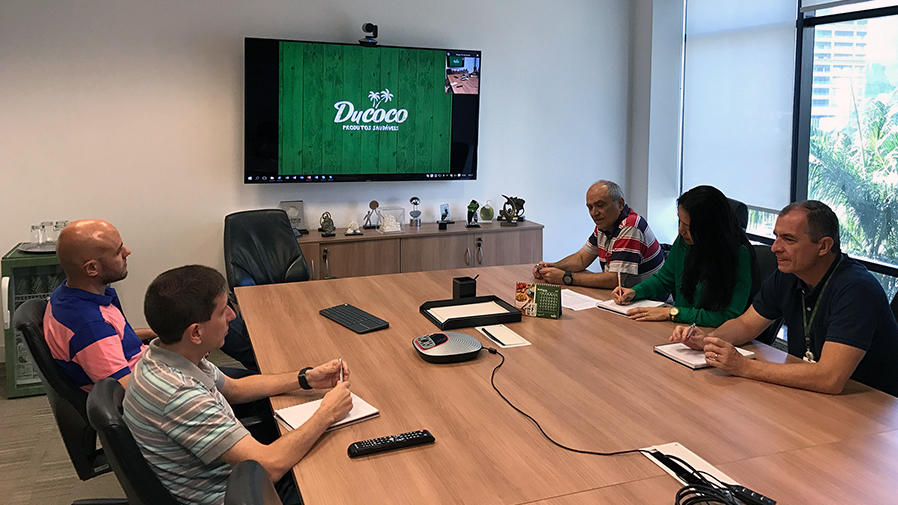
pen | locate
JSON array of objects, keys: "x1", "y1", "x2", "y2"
[
  {"x1": 617, "y1": 271, "x2": 621, "y2": 290},
  {"x1": 481, "y1": 327, "x2": 506, "y2": 347},
  {"x1": 684, "y1": 323, "x2": 696, "y2": 342},
  {"x1": 338, "y1": 358, "x2": 344, "y2": 382}
]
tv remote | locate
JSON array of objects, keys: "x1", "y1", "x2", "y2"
[{"x1": 347, "y1": 429, "x2": 435, "y2": 458}]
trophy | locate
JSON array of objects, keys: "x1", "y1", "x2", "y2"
[
  {"x1": 409, "y1": 196, "x2": 422, "y2": 227},
  {"x1": 319, "y1": 211, "x2": 336, "y2": 237},
  {"x1": 363, "y1": 200, "x2": 382, "y2": 229},
  {"x1": 498, "y1": 195, "x2": 526, "y2": 226},
  {"x1": 479, "y1": 200, "x2": 495, "y2": 222},
  {"x1": 466, "y1": 199, "x2": 480, "y2": 228}
]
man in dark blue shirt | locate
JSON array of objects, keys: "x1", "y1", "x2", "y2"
[{"x1": 670, "y1": 201, "x2": 898, "y2": 396}]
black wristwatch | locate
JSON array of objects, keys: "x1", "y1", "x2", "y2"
[
  {"x1": 562, "y1": 271, "x2": 573, "y2": 285},
  {"x1": 297, "y1": 367, "x2": 314, "y2": 390}
]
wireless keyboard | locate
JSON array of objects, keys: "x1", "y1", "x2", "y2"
[{"x1": 319, "y1": 304, "x2": 389, "y2": 334}]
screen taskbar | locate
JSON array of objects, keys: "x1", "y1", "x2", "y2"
[{"x1": 245, "y1": 173, "x2": 475, "y2": 183}]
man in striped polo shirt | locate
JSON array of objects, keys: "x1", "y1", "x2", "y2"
[
  {"x1": 535, "y1": 180, "x2": 664, "y2": 289},
  {"x1": 43, "y1": 219, "x2": 153, "y2": 390},
  {"x1": 124, "y1": 265, "x2": 351, "y2": 505}
]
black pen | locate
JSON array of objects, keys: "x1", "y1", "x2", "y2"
[{"x1": 481, "y1": 327, "x2": 506, "y2": 346}]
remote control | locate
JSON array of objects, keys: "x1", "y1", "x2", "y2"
[{"x1": 347, "y1": 429, "x2": 435, "y2": 458}]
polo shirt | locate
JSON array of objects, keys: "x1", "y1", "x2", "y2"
[
  {"x1": 43, "y1": 283, "x2": 145, "y2": 391},
  {"x1": 583, "y1": 205, "x2": 664, "y2": 286},
  {"x1": 123, "y1": 340, "x2": 249, "y2": 505},
  {"x1": 752, "y1": 254, "x2": 898, "y2": 396}
]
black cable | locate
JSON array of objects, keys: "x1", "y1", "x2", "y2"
[{"x1": 485, "y1": 348, "x2": 747, "y2": 505}]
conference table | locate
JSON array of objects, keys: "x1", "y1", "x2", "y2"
[{"x1": 236, "y1": 264, "x2": 898, "y2": 505}]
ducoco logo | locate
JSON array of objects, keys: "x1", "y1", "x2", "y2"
[{"x1": 333, "y1": 88, "x2": 408, "y2": 126}]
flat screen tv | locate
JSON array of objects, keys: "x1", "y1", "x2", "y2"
[{"x1": 244, "y1": 37, "x2": 481, "y2": 183}]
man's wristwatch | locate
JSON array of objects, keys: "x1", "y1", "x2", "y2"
[
  {"x1": 297, "y1": 367, "x2": 314, "y2": 390},
  {"x1": 562, "y1": 271, "x2": 573, "y2": 285},
  {"x1": 668, "y1": 307, "x2": 679, "y2": 321}
]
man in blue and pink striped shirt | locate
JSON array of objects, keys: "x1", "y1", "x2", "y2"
[
  {"x1": 43, "y1": 219, "x2": 153, "y2": 391},
  {"x1": 535, "y1": 180, "x2": 664, "y2": 289}
]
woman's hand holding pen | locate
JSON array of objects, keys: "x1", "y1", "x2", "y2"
[{"x1": 611, "y1": 286, "x2": 636, "y2": 305}]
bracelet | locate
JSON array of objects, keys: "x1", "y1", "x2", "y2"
[{"x1": 297, "y1": 367, "x2": 314, "y2": 390}]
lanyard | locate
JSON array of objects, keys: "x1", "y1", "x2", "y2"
[{"x1": 800, "y1": 255, "x2": 842, "y2": 363}]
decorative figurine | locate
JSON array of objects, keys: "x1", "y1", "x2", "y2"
[
  {"x1": 466, "y1": 199, "x2": 480, "y2": 228},
  {"x1": 498, "y1": 195, "x2": 526, "y2": 226},
  {"x1": 363, "y1": 200, "x2": 381, "y2": 229},
  {"x1": 381, "y1": 212, "x2": 401, "y2": 233},
  {"x1": 439, "y1": 203, "x2": 452, "y2": 223},
  {"x1": 345, "y1": 220, "x2": 363, "y2": 236},
  {"x1": 319, "y1": 211, "x2": 336, "y2": 237},
  {"x1": 409, "y1": 196, "x2": 422, "y2": 227},
  {"x1": 480, "y1": 200, "x2": 495, "y2": 222}
]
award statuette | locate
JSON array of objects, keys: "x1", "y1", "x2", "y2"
[
  {"x1": 498, "y1": 195, "x2": 526, "y2": 226},
  {"x1": 479, "y1": 200, "x2": 495, "y2": 222},
  {"x1": 363, "y1": 200, "x2": 381, "y2": 229},
  {"x1": 409, "y1": 196, "x2": 422, "y2": 227},
  {"x1": 319, "y1": 211, "x2": 336, "y2": 237},
  {"x1": 466, "y1": 199, "x2": 480, "y2": 228}
]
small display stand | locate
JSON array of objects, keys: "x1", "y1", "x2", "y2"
[{"x1": 419, "y1": 295, "x2": 522, "y2": 330}]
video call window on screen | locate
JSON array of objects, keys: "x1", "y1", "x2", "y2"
[{"x1": 445, "y1": 51, "x2": 480, "y2": 95}]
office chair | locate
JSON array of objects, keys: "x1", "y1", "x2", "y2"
[
  {"x1": 224, "y1": 209, "x2": 310, "y2": 292},
  {"x1": 86, "y1": 378, "x2": 180, "y2": 505},
  {"x1": 225, "y1": 460, "x2": 284, "y2": 505},
  {"x1": 752, "y1": 244, "x2": 784, "y2": 345},
  {"x1": 14, "y1": 299, "x2": 127, "y2": 505},
  {"x1": 728, "y1": 198, "x2": 748, "y2": 231},
  {"x1": 891, "y1": 291, "x2": 898, "y2": 322}
]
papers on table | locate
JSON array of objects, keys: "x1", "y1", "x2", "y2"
[
  {"x1": 561, "y1": 289, "x2": 600, "y2": 311},
  {"x1": 426, "y1": 301, "x2": 510, "y2": 323},
  {"x1": 274, "y1": 393, "x2": 379, "y2": 431},
  {"x1": 476, "y1": 324, "x2": 531, "y2": 348},
  {"x1": 653, "y1": 342, "x2": 755, "y2": 369},
  {"x1": 595, "y1": 298, "x2": 665, "y2": 315}
]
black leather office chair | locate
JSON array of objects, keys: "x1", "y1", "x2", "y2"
[
  {"x1": 728, "y1": 198, "x2": 748, "y2": 231},
  {"x1": 225, "y1": 460, "x2": 284, "y2": 505},
  {"x1": 86, "y1": 378, "x2": 180, "y2": 505},
  {"x1": 891, "y1": 291, "x2": 898, "y2": 322},
  {"x1": 752, "y1": 244, "x2": 784, "y2": 345},
  {"x1": 224, "y1": 209, "x2": 310, "y2": 292},
  {"x1": 14, "y1": 299, "x2": 127, "y2": 505}
]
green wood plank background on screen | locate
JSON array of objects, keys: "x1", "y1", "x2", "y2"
[{"x1": 278, "y1": 41, "x2": 452, "y2": 175}]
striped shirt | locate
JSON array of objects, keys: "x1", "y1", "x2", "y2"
[
  {"x1": 43, "y1": 284, "x2": 145, "y2": 391},
  {"x1": 584, "y1": 205, "x2": 664, "y2": 286},
  {"x1": 123, "y1": 340, "x2": 249, "y2": 505}
]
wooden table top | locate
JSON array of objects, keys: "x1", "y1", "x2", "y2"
[{"x1": 236, "y1": 264, "x2": 898, "y2": 505}]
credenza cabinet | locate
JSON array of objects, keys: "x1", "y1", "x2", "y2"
[{"x1": 298, "y1": 221, "x2": 543, "y2": 280}]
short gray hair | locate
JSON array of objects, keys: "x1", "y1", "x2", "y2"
[{"x1": 594, "y1": 180, "x2": 624, "y2": 202}]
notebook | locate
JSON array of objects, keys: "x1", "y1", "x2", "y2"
[
  {"x1": 595, "y1": 298, "x2": 665, "y2": 315},
  {"x1": 274, "y1": 393, "x2": 379, "y2": 431},
  {"x1": 653, "y1": 342, "x2": 755, "y2": 369}
]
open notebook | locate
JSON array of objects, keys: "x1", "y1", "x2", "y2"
[
  {"x1": 595, "y1": 298, "x2": 665, "y2": 315},
  {"x1": 274, "y1": 393, "x2": 379, "y2": 431},
  {"x1": 654, "y1": 342, "x2": 755, "y2": 369}
]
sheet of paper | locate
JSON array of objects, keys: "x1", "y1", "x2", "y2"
[
  {"x1": 275, "y1": 393, "x2": 379, "y2": 431},
  {"x1": 643, "y1": 442, "x2": 738, "y2": 486},
  {"x1": 595, "y1": 298, "x2": 664, "y2": 315},
  {"x1": 476, "y1": 324, "x2": 531, "y2": 348},
  {"x1": 426, "y1": 301, "x2": 510, "y2": 323},
  {"x1": 561, "y1": 289, "x2": 600, "y2": 311}
]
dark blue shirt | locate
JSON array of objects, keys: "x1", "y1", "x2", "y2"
[{"x1": 752, "y1": 254, "x2": 898, "y2": 396}]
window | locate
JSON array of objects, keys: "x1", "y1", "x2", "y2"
[
  {"x1": 799, "y1": 3, "x2": 898, "y2": 296},
  {"x1": 816, "y1": 41, "x2": 832, "y2": 49},
  {"x1": 814, "y1": 64, "x2": 831, "y2": 72}
]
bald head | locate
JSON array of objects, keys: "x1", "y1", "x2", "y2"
[{"x1": 57, "y1": 220, "x2": 131, "y2": 291}]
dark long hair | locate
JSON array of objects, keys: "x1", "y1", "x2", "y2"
[{"x1": 678, "y1": 186, "x2": 750, "y2": 310}]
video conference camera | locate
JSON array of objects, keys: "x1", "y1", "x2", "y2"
[{"x1": 359, "y1": 22, "x2": 378, "y2": 46}]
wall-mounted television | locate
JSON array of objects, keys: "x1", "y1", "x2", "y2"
[{"x1": 244, "y1": 37, "x2": 481, "y2": 184}]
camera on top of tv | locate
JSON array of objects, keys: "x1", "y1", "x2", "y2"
[{"x1": 359, "y1": 22, "x2": 378, "y2": 46}]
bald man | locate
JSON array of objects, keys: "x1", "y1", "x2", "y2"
[{"x1": 43, "y1": 220, "x2": 150, "y2": 390}]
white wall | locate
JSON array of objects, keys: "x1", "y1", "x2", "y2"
[{"x1": 0, "y1": 0, "x2": 632, "y2": 330}]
